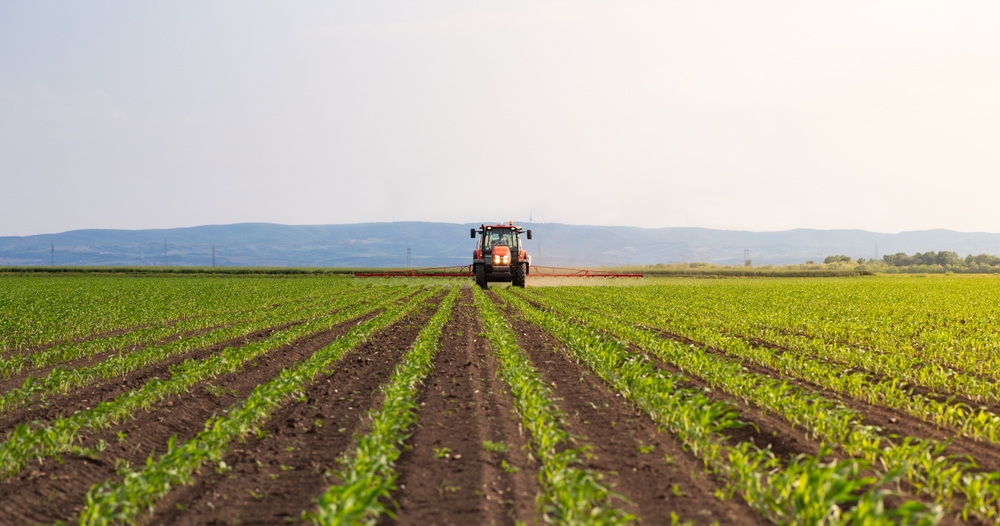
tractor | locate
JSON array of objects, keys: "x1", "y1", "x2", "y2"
[{"x1": 471, "y1": 222, "x2": 531, "y2": 289}]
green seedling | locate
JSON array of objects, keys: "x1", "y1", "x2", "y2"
[{"x1": 483, "y1": 440, "x2": 508, "y2": 453}]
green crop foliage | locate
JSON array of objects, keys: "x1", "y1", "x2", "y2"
[
  {"x1": 0, "y1": 285, "x2": 413, "y2": 481},
  {"x1": 0, "y1": 276, "x2": 340, "y2": 354},
  {"x1": 517, "y1": 283, "x2": 1000, "y2": 523},
  {"x1": 473, "y1": 287, "x2": 634, "y2": 525},
  {"x1": 305, "y1": 286, "x2": 458, "y2": 525},
  {"x1": 501, "y1": 288, "x2": 942, "y2": 525},
  {"x1": 76, "y1": 287, "x2": 441, "y2": 525}
]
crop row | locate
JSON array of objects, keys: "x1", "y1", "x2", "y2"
[
  {"x1": 0, "y1": 290, "x2": 317, "y2": 379},
  {"x1": 500, "y1": 289, "x2": 941, "y2": 525},
  {"x1": 543, "y1": 286, "x2": 1000, "y2": 448},
  {"x1": 0, "y1": 285, "x2": 414, "y2": 480},
  {"x1": 0, "y1": 276, "x2": 340, "y2": 353},
  {"x1": 77, "y1": 286, "x2": 442, "y2": 525},
  {"x1": 306, "y1": 286, "x2": 459, "y2": 524},
  {"x1": 524, "y1": 287, "x2": 1000, "y2": 522},
  {"x1": 0, "y1": 289, "x2": 364, "y2": 414},
  {"x1": 473, "y1": 287, "x2": 634, "y2": 524}
]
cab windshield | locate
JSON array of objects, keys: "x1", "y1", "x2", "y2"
[{"x1": 483, "y1": 229, "x2": 518, "y2": 251}]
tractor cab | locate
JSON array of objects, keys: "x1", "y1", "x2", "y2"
[{"x1": 470, "y1": 222, "x2": 531, "y2": 289}]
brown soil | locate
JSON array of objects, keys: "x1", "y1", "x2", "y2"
[
  {"x1": 146, "y1": 294, "x2": 442, "y2": 526},
  {"x1": 385, "y1": 287, "x2": 539, "y2": 526},
  {"x1": 0, "y1": 323, "x2": 227, "y2": 400},
  {"x1": 496, "y1": 296, "x2": 766, "y2": 525},
  {"x1": 643, "y1": 325, "x2": 992, "y2": 523},
  {"x1": 652, "y1": 326, "x2": 1000, "y2": 473},
  {"x1": 0, "y1": 319, "x2": 304, "y2": 439},
  {"x1": 0, "y1": 324, "x2": 156, "y2": 361},
  {"x1": 0, "y1": 308, "x2": 386, "y2": 525}
]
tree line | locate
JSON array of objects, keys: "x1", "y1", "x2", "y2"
[{"x1": 819, "y1": 251, "x2": 1000, "y2": 271}]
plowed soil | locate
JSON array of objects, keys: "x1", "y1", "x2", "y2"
[
  {"x1": 0, "y1": 307, "x2": 388, "y2": 525},
  {"x1": 496, "y1": 296, "x2": 764, "y2": 525},
  {"x1": 385, "y1": 287, "x2": 539, "y2": 526},
  {"x1": 0, "y1": 319, "x2": 301, "y2": 439},
  {"x1": 148, "y1": 294, "x2": 442, "y2": 525}
]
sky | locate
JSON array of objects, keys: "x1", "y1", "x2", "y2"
[{"x1": 2, "y1": 1, "x2": 1000, "y2": 237}]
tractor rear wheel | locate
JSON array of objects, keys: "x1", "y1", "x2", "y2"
[
  {"x1": 475, "y1": 264, "x2": 488, "y2": 289},
  {"x1": 512, "y1": 263, "x2": 526, "y2": 288}
]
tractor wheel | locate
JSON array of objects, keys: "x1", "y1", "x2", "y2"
[
  {"x1": 512, "y1": 263, "x2": 526, "y2": 288},
  {"x1": 475, "y1": 264, "x2": 488, "y2": 289}
]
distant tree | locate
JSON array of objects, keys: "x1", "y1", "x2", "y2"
[
  {"x1": 824, "y1": 255, "x2": 853, "y2": 264},
  {"x1": 883, "y1": 253, "x2": 914, "y2": 267},
  {"x1": 935, "y1": 251, "x2": 961, "y2": 266},
  {"x1": 967, "y1": 254, "x2": 1000, "y2": 266},
  {"x1": 805, "y1": 260, "x2": 814, "y2": 265},
  {"x1": 857, "y1": 257, "x2": 866, "y2": 264},
  {"x1": 884, "y1": 251, "x2": 961, "y2": 267}
]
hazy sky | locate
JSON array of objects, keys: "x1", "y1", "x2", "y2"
[{"x1": 3, "y1": 1, "x2": 1000, "y2": 236}]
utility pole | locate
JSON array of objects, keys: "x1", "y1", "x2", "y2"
[
  {"x1": 164, "y1": 239, "x2": 167, "y2": 267},
  {"x1": 51, "y1": 244, "x2": 54, "y2": 266},
  {"x1": 743, "y1": 248, "x2": 750, "y2": 266},
  {"x1": 406, "y1": 248, "x2": 412, "y2": 268},
  {"x1": 212, "y1": 245, "x2": 216, "y2": 267}
]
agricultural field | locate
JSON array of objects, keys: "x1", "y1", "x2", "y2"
[{"x1": 3, "y1": 274, "x2": 1000, "y2": 524}]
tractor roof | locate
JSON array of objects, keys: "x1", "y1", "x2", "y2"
[{"x1": 481, "y1": 223, "x2": 523, "y2": 231}]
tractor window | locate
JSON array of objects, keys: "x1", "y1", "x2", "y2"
[{"x1": 483, "y1": 230, "x2": 518, "y2": 251}]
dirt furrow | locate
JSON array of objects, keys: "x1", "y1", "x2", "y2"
[
  {"x1": 497, "y1": 298, "x2": 767, "y2": 525},
  {"x1": 0, "y1": 309, "x2": 382, "y2": 525},
  {"x1": 0, "y1": 323, "x2": 228, "y2": 400},
  {"x1": 0, "y1": 319, "x2": 304, "y2": 439},
  {"x1": 386, "y1": 287, "x2": 539, "y2": 526},
  {"x1": 0, "y1": 323, "x2": 160, "y2": 361},
  {"x1": 147, "y1": 295, "x2": 443, "y2": 526},
  {"x1": 646, "y1": 325, "x2": 1000, "y2": 476}
]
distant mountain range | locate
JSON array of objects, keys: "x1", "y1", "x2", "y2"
[{"x1": 3, "y1": 222, "x2": 1000, "y2": 267}]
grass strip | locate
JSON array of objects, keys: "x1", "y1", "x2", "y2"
[
  {"x1": 304, "y1": 286, "x2": 459, "y2": 525},
  {"x1": 501, "y1": 289, "x2": 943, "y2": 525},
  {"x1": 473, "y1": 287, "x2": 634, "y2": 525},
  {"x1": 0, "y1": 286, "x2": 411, "y2": 480},
  {"x1": 75, "y1": 287, "x2": 440, "y2": 525}
]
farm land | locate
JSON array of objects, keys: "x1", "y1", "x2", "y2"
[{"x1": 3, "y1": 275, "x2": 1000, "y2": 524}]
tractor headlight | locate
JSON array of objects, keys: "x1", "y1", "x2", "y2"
[{"x1": 493, "y1": 254, "x2": 511, "y2": 265}]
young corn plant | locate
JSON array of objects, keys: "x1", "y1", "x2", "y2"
[
  {"x1": 76, "y1": 287, "x2": 441, "y2": 526},
  {"x1": 304, "y1": 286, "x2": 459, "y2": 525},
  {"x1": 524, "y1": 287, "x2": 1000, "y2": 522},
  {"x1": 0, "y1": 286, "x2": 412, "y2": 481},
  {"x1": 473, "y1": 287, "x2": 634, "y2": 525},
  {"x1": 501, "y1": 289, "x2": 942, "y2": 525}
]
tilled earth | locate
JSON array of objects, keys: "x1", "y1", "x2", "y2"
[{"x1": 1, "y1": 284, "x2": 984, "y2": 525}]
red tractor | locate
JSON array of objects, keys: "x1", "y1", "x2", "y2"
[{"x1": 471, "y1": 222, "x2": 531, "y2": 289}]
